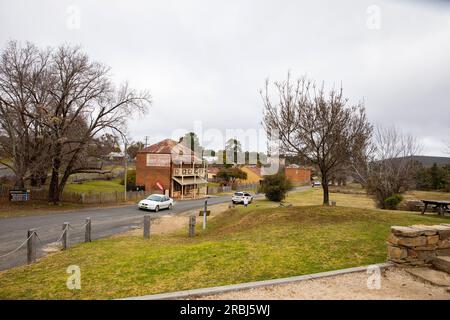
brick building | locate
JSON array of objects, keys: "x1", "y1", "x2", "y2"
[
  {"x1": 284, "y1": 164, "x2": 311, "y2": 185},
  {"x1": 136, "y1": 139, "x2": 208, "y2": 199}
]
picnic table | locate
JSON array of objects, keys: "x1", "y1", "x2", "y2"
[{"x1": 421, "y1": 200, "x2": 450, "y2": 216}]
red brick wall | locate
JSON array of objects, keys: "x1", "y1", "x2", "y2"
[
  {"x1": 284, "y1": 167, "x2": 311, "y2": 184},
  {"x1": 136, "y1": 153, "x2": 171, "y2": 194}
]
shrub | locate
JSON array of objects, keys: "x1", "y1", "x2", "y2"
[
  {"x1": 216, "y1": 167, "x2": 247, "y2": 185},
  {"x1": 260, "y1": 171, "x2": 293, "y2": 202},
  {"x1": 383, "y1": 194, "x2": 403, "y2": 210},
  {"x1": 120, "y1": 170, "x2": 136, "y2": 186}
]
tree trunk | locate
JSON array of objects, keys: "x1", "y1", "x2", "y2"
[
  {"x1": 48, "y1": 142, "x2": 62, "y2": 204},
  {"x1": 30, "y1": 175, "x2": 38, "y2": 187},
  {"x1": 322, "y1": 175, "x2": 330, "y2": 206},
  {"x1": 48, "y1": 167, "x2": 60, "y2": 204},
  {"x1": 14, "y1": 176, "x2": 25, "y2": 189}
]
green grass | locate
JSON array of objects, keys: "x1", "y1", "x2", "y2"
[
  {"x1": 286, "y1": 187, "x2": 377, "y2": 209},
  {"x1": 0, "y1": 200, "x2": 86, "y2": 219},
  {"x1": 64, "y1": 179, "x2": 124, "y2": 194},
  {"x1": 0, "y1": 201, "x2": 448, "y2": 299}
]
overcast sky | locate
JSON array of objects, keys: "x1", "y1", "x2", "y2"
[{"x1": 1, "y1": 0, "x2": 449, "y2": 155}]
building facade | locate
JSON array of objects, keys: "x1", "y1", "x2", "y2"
[
  {"x1": 284, "y1": 164, "x2": 311, "y2": 185},
  {"x1": 136, "y1": 139, "x2": 208, "y2": 199}
]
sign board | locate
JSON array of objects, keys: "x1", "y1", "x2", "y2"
[
  {"x1": 156, "y1": 181, "x2": 164, "y2": 191},
  {"x1": 146, "y1": 154, "x2": 171, "y2": 167},
  {"x1": 9, "y1": 190, "x2": 30, "y2": 202},
  {"x1": 198, "y1": 210, "x2": 211, "y2": 216}
]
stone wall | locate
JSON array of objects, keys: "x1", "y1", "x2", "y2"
[{"x1": 387, "y1": 224, "x2": 450, "y2": 266}]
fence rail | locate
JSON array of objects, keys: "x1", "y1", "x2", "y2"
[
  {"x1": 31, "y1": 189, "x2": 147, "y2": 204},
  {"x1": 234, "y1": 183, "x2": 259, "y2": 192}
]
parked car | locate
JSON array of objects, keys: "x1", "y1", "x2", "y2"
[
  {"x1": 312, "y1": 181, "x2": 321, "y2": 187},
  {"x1": 138, "y1": 194, "x2": 173, "y2": 212},
  {"x1": 232, "y1": 192, "x2": 253, "y2": 204}
]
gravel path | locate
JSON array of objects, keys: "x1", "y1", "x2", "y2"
[{"x1": 196, "y1": 267, "x2": 450, "y2": 300}]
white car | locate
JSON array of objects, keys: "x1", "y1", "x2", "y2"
[
  {"x1": 312, "y1": 181, "x2": 321, "y2": 187},
  {"x1": 232, "y1": 192, "x2": 253, "y2": 204},
  {"x1": 138, "y1": 194, "x2": 173, "y2": 212}
]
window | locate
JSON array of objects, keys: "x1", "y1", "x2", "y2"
[{"x1": 147, "y1": 195, "x2": 162, "y2": 201}]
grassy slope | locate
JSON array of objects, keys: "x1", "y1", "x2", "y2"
[
  {"x1": 0, "y1": 200, "x2": 87, "y2": 219},
  {"x1": 0, "y1": 200, "x2": 448, "y2": 299},
  {"x1": 64, "y1": 179, "x2": 123, "y2": 193}
]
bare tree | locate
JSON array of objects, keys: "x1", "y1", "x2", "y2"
[
  {"x1": 0, "y1": 41, "x2": 151, "y2": 203},
  {"x1": 38, "y1": 45, "x2": 151, "y2": 203},
  {"x1": 0, "y1": 41, "x2": 52, "y2": 188},
  {"x1": 353, "y1": 126, "x2": 420, "y2": 208},
  {"x1": 261, "y1": 73, "x2": 372, "y2": 205}
]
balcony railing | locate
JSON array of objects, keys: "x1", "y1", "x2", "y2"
[{"x1": 173, "y1": 167, "x2": 206, "y2": 177}]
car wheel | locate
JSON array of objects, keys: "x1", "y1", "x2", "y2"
[
  {"x1": 155, "y1": 206, "x2": 159, "y2": 212},
  {"x1": 168, "y1": 204, "x2": 173, "y2": 210}
]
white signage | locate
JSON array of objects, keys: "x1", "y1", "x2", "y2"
[{"x1": 146, "y1": 154, "x2": 171, "y2": 167}]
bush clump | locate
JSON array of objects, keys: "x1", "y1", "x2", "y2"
[
  {"x1": 383, "y1": 194, "x2": 403, "y2": 210},
  {"x1": 260, "y1": 171, "x2": 293, "y2": 202},
  {"x1": 120, "y1": 170, "x2": 136, "y2": 186}
]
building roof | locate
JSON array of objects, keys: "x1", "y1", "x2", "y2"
[
  {"x1": 139, "y1": 138, "x2": 203, "y2": 164},
  {"x1": 140, "y1": 139, "x2": 178, "y2": 154}
]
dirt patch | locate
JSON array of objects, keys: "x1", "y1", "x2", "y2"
[
  {"x1": 195, "y1": 267, "x2": 450, "y2": 300},
  {"x1": 122, "y1": 203, "x2": 231, "y2": 236}
]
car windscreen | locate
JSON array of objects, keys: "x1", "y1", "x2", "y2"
[
  {"x1": 234, "y1": 193, "x2": 243, "y2": 196},
  {"x1": 147, "y1": 195, "x2": 162, "y2": 201}
]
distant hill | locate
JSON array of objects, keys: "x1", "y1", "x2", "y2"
[{"x1": 409, "y1": 155, "x2": 450, "y2": 167}]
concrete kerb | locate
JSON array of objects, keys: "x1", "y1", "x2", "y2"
[{"x1": 121, "y1": 262, "x2": 393, "y2": 300}]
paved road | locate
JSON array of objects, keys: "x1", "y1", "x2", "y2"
[{"x1": 0, "y1": 194, "x2": 241, "y2": 270}]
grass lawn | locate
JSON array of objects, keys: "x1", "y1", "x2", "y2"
[
  {"x1": 0, "y1": 199, "x2": 135, "y2": 219},
  {"x1": 291, "y1": 186, "x2": 450, "y2": 210},
  {"x1": 64, "y1": 179, "x2": 124, "y2": 194},
  {"x1": 0, "y1": 199, "x2": 449, "y2": 299},
  {"x1": 286, "y1": 187, "x2": 376, "y2": 209},
  {"x1": 0, "y1": 199, "x2": 88, "y2": 219}
]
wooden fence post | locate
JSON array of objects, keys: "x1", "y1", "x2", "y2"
[
  {"x1": 85, "y1": 217, "x2": 91, "y2": 242},
  {"x1": 143, "y1": 214, "x2": 151, "y2": 239},
  {"x1": 62, "y1": 222, "x2": 69, "y2": 250},
  {"x1": 27, "y1": 228, "x2": 37, "y2": 264},
  {"x1": 203, "y1": 199, "x2": 208, "y2": 230},
  {"x1": 189, "y1": 216, "x2": 196, "y2": 237}
]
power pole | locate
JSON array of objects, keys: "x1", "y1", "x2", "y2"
[{"x1": 124, "y1": 141, "x2": 128, "y2": 202}]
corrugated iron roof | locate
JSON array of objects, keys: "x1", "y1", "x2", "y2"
[
  {"x1": 139, "y1": 138, "x2": 203, "y2": 163},
  {"x1": 140, "y1": 139, "x2": 178, "y2": 154}
]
